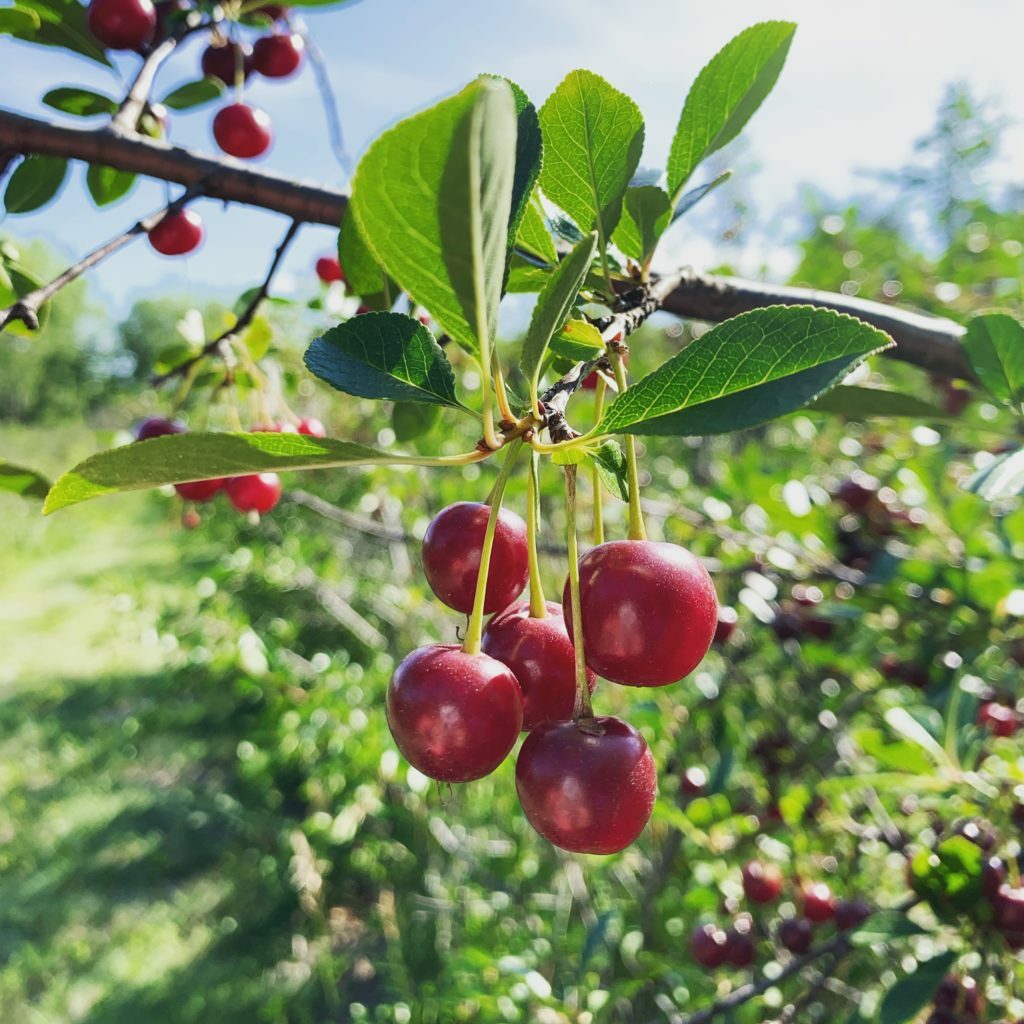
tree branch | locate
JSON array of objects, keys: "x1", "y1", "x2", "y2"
[
  {"x1": 0, "y1": 108, "x2": 973, "y2": 380},
  {"x1": 0, "y1": 108, "x2": 345, "y2": 224},
  {"x1": 302, "y1": 30, "x2": 352, "y2": 177},
  {"x1": 152, "y1": 217, "x2": 301, "y2": 385},
  {"x1": 110, "y1": 34, "x2": 179, "y2": 133},
  {"x1": 0, "y1": 182, "x2": 206, "y2": 331}
]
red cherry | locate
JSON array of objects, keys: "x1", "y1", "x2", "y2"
[
  {"x1": 778, "y1": 918, "x2": 813, "y2": 954},
  {"x1": 134, "y1": 416, "x2": 184, "y2": 440},
  {"x1": 225, "y1": 473, "x2": 281, "y2": 514},
  {"x1": 386, "y1": 644, "x2": 523, "y2": 782},
  {"x1": 213, "y1": 103, "x2": 272, "y2": 159},
  {"x1": 252, "y1": 3, "x2": 288, "y2": 21},
  {"x1": 992, "y1": 883, "x2": 1024, "y2": 948},
  {"x1": 421, "y1": 502, "x2": 528, "y2": 616},
  {"x1": 315, "y1": 256, "x2": 344, "y2": 284},
  {"x1": 356, "y1": 304, "x2": 372, "y2": 315},
  {"x1": 148, "y1": 209, "x2": 204, "y2": 256},
  {"x1": 771, "y1": 607, "x2": 804, "y2": 641},
  {"x1": 515, "y1": 716, "x2": 656, "y2": 854},
  {"x1": 723, "y1": 917, "x2": 756, "y2": 967},
  {"x1": 934, "y1": 975, "x2": 984, "y2": 1016},
  {"x1": 690, "y1": 923, "x2": 729, "y2": 968},
  {"x1": 88, "y1": 0, "x2": 156, "y2": 50},
  {"x1": 713, "y1": 606, "x2": 737, "y2": 645},
  {"x1": 297, "y1": 418, "x2": 326, "y2": 437},
  {"x1": 681, "y1": 765, "x2": 707, "y2": 796},
  {"x1": 151, "y1": 0, "x2": 188, "y2": 45},
  {"x1": 252, "y1": 32, "x2": 304, "y2": 77},
  {"x1": 834, "y1": 473, "x2": 878, "y2": 512},
  {"x1": 801, "y1": 882, "x2": 835, "y2": 923},
  {"x1": 481, "y1": 600, "x2": 596, "y2": 731},
  {"x1": 175, "y1": 478, "x2": 223, "y2": 502},
  {"x1": 833, "y1": 898, "x2": 871, "y2": 931},
  {"x1": 742, "y1": 860, "x2": 783, "y2": 904},
  {"x1": 563, "y1": 540, "x2": 717, "y2": 687},
  {"x1": 977, "y1": 701, "x2": 1021, "y2": 738},
  {"x1": 983, "y1": 856, "x2": 1007, "y2": 898},
  {"x1": 201, "y1": 41, "x2": 253, "y2": 85}
]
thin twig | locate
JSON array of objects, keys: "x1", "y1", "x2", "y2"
[
  {"x1": 109, "y1": 36, "x2": 178, "y2": 133},
  {"x1": 0, "y1": 182, "x2": 206, "y2": 331},
  {"x1": 302, "y1": 31, "x2": 353, "y2": 177},
  {"x1": 152, "y1": 217, "x2": 301, "y2": 385}
]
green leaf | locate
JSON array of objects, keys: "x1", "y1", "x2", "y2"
[
  {"x1": 161, "y1": 77, "x2": 225, "y2": 111},
  {"x1": 0, "y1": 261, "x2": 51, "y2": 338},
  {"x1": 550, "y1": 319, "x2": 604, "y2": 362},
  {"x1": 505, "y1": 257, "x2": 551, "y2": 295},
  {"x1": 392, "y1": 402, "x2": 441, "y2": 442},
  {"x1": 338, "y1": 208, "x2": 387, "y2": 300},
  {"x1": 807, "y1": 385, "x2": 949, "y2": 420},
  {"x1": 42, "y1": 86, "x2": 117, "y2": 117},
  {"x1": 878, "y1": 951, "x2": 957, "y2": 1024},
  {"x1": 0, "y1": 459, "x2": 50, "y2": 499},
  {"x1": 667, "y1": 22, "x2": 795, "y2": 199},
  {"x1": 847, "y1": 911, "x2": 929, "y2": 947},
  {"x1": 45, "y1": 432, "x2": 459, "y2": 513},
  {"x1": 672, "y1": 170, "x2": 732, "y2": 222},
  {"x1": 883, "y1": 708, "x2": 949, "y2": 767},
  {"x1": 909, "y1": 837, "x2": 985, "y2": 921},
  {"x1": 961, "y1": 311, "x2": 1024, "y2": 405},
  {"x1": 0, "y1": 8, "x2": 40, "y2": 33},
  {"x1": 598, "y1": 306, "x2": 893, "y2": 436},
  {"x1": 964, "y1": 447, "x2": 1024, "y2": 501},
  {"x1": 491, "y1": 77, "x2": 543, "y2": 274},
  {"x1": 592, "y1": 440, "x2": 628, "y2": 501},
  {"x1": 13, "y1": 0, "x2": 110, "y2": 64},
  {"x1": 538, "y1": 70, "x2": 644, "y2": 240},
  {"x1": 85, "y1": 164, "x2": 137, "y2": 207},
  {"x1": 4, "y1": 155, "x2": 68, "y2": 214},
  {"x1": 304, "y1": 311, "x2": 465, "y2": 409},
  {"x1": 520, "y1": 232, "x2": 597, "y2": 402},
  {"x1": 515, "y1": 189, "x2": 557, "y2": 265},
  {"x1": 612, "y1": 186, "x2": 671, "y2": 263},
  {"x1": 351, "y1": 77, "x2": 517, "y2": 358}
]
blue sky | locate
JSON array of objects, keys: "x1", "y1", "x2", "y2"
[{"x1": 2, "y1": 0, "x2": 1023, "y2": 320}]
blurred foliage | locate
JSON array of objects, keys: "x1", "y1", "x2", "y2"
[{"x1": 1, "y1": 87, "x2": 1023, "y2": 1024}]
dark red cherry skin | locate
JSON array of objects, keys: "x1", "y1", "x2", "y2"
[
  {"x1": 386, "y1": 644, "x2": 523, "y2": 783},
  {"x1": 175, "y1": 478, "x2": 223, "y2": 502},
  {"x1": 151, "y1": 0, "x2": 188, "y2": 45},
  {"x1": 213, "y1": 103, "x2": 272, "y2": 159},
  {"x1": 977, "y1": 701, "x2": 1021, "y2": 738},
  {"x1": 834, "y1": 473, "x2": 878, "y2": 512},
  {"x1": 982, "y1": 856, "x2": 1006, "y2": 899},
  {"x1": 88, "y1": 0, "x2": 156, "y2": 50},
  {"x1": 225, "y1": 473, "x2": 281, "y2": 514},
  {"x1": 713, "y1": 606, "x2": 737, "y2": 645},
  {"x1": 833, "y1": 898, "x2": 871, "y2": 931},
  {"x1": 134, "y1": 416, "x2": 184, "y2": 440},
  {"x1": 992, "y1": 883, "x2": 1024, "y2": 948},
  {"x1": 563, "y1": 540, "x2": 718, "y2": 687},
  {"x1": 201, "y1": 41, "x2": 253, "y2": 85},
  {"x1": 690, "y1": 923, "x2": 729, "y2": 968},
  {"x1": 778, "y1": 918, "x2": 813, "y2": 954},
  {"x1": 296, "y1": 417, "x2": 326, "y2": 437},
  {"x1": 934, "y1": 975, "x2": 984, "y2": 1016},
  {"x1": 252, "y1": 3, "x2": 288, "y2": 21},
  {"x1": 681, "y1": 766, "x2": 707, "y2": 796},
  {"x1": 148, "y1": 209, "x2": 204, "y2": 256},
  {"x1": 742, "y1": 860, "x2": 783, "y2": 904},
  {"x1": 252, "y1": 32, "x2": 304, "y2": 77},
  {"x1": 802, "y1": 882, "x2": 835, "y2": 923},
  {"x1": 723, "y1": 921, "x2": 756, "y2": 967},
  {"x1": 422, "y1": 502, "x2": 529, "y2": 616},
  {"x1": 481, "y1": 600, "x2": 596, "y2": 731},
  {"x1": 516, "y1": 716, "x2": 656, "y2": 854},
  {"x1": 315, "y1": 255, "x2": 344, "y2": 283}
]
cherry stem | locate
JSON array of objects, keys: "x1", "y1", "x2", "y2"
[
  {"x1": 563, "y1": 465, "x2": 596, "y2": 725},
  {"x1": 591, "y1": 375, "x2": 607, "y2": 545},
  {"x1": 611, "y1": 350, "x2": 647, "y2": 541},
  {"x1": 526, "y1": 450, "x2": 547, "y2": 618},
  {"x1": 462, "y1": 441, "x2": 523, "y2": 655}
]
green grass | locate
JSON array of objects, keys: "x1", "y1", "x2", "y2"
[{"x1": 0, "y1": 431, "x2": 309, "y2": 1023}]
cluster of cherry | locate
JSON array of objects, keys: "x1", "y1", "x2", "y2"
[
  {"x1": 690, "y1": 859, "x2": 870, "y2": 969},
  {"x1": 85, "y1": 0, "x2": 306, "y2": 255},
  {"x1": 386, "y1": 499, "x2": 720, "y2": 854},
  {"x1": 132, "y1": 414, "x2": 325, "y2": 516}
]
